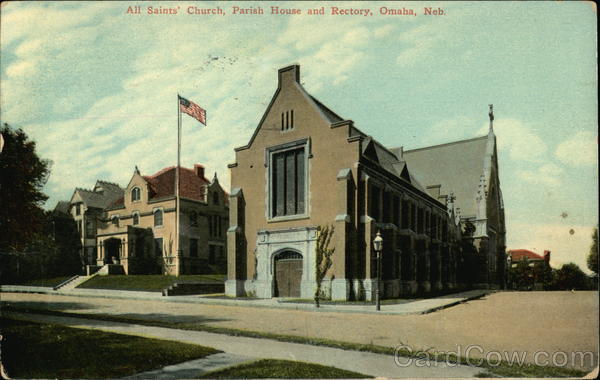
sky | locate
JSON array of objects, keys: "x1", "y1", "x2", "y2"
[{"x1": 1, "y1": 1, "x2": 597, "y2": 272}]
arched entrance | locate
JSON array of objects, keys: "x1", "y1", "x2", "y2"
[
  {"x1": 274, "y1": 250, "x2": 303, "y2": 297},
  {"x1": 104, "y1": 238, "x2": 121, "y2": 264}
]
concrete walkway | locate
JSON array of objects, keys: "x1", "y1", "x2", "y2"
[
  {"x1": 0, "y1": 285, "x2": 489, "y2": 315},
  {"x1": 6, "y1": 311, "x2": 482, "y2": 378},
  {"x1": 120, "y1": 353, "x2": 252, "y2": 379}
]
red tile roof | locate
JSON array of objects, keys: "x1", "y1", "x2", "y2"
[
  {"x1": 508, "y1": 249, "x2": 546, "y2": 262},
  {"x1": 143, "y1": 166, "x2": 209, "y2": 201},
  {"x1": 108, "y1": 165, "x2": 210, "y2": 208}
]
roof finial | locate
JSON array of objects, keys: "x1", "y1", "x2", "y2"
[
  {"x1": 134, "y1": 165, "x2": 140, "y2": 175},
  {"x1": 488, "y1": 104, "x2": 494, "y2": 132}
]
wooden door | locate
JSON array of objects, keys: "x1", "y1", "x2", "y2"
[{"x1": 275, "y1": 253, "x2": 303, "y2": 297}]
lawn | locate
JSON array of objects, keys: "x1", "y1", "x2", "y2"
[
  {"x1": 20, "y1": 276, "x2": 74, "y2": 287},
  {"x1": 199, "y1": 359, "x2": 371, "y2": 378},
  {"x1": 77, "y1": 274, "x2": 225, "y2": 292},
  {"x1": 0, "y1": 317, "x2": 219, "y2": 379}
]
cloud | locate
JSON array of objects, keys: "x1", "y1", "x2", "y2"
[
  {"x1": 516, "y1": 163, "x2": 564, "y2": 187},
  {"x1": 478, "y1": 118, "x2": 548, "y2": 163},
  {"x1": 555, "y1": 130, "x2": 597, "y2": 166}
]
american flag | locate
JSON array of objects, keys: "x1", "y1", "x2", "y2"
[{"x1": 179, "y1": 95, "x2": 206, "y2": 125}]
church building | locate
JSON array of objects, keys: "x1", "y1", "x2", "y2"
[{"x1": 226, "y1": 65, "x2": 505, "y2": 300}]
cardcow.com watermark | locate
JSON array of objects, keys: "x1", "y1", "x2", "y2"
[{"x1": 394, "y1": 344, "x2": 597, "y2": 368}]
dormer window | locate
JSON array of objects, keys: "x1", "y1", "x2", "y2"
[
  {"x1": 213, "y1": 192, "x2": 219, "y2": 205},
  {"x1": 132, "y1": 187, "x2": 141, "y2": 202}
]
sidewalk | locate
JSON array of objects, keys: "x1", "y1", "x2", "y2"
[
  {"x1": 5, "y1": 311, "x2": 482, "y2": 378},
  {"x1": 0, "y1": 285, "x2": 490, "y2": 315}
]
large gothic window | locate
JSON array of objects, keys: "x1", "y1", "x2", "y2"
[{"x1": 271, "y1": 146, "x2": 306, "y2": 217}]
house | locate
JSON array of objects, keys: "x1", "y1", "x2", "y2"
[
  {"x1": 507, "y1": 249, "x2": 551, "y2": 290},
  {"x1": 96, "y1": 165, "x2": 228, "y2": 275},
  {"x1": 224, "y1": 65, "x2": 497, "y2": 301},
  {"x1": 67, "y1": 181, "x2": 124, "y2": 266}
]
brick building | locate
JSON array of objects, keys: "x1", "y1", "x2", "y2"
[{"x1": 226, "y1": 65, "x2": 506, "y2": 300}]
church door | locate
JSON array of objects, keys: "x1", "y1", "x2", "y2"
[{"x1": 274, "y1": 251, "x2": 303, "y2": 297}]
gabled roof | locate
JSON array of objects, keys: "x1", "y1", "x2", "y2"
[
  {"x1": 309, "y1": 95, "x2": 344, "y2": 123},
  {"x1": 73, "y1": 181, "x2": 124, "y2": 210},
  {"x1": 143, "y1": 166, "x2": 209, "y2": 201},
  {"x1": 509, "y1": 249, "x2": 546, "y2": 262},
  {"x1": 397, "y1": 136, "x2": 489, "y2": 217},
  {"x1": 53, "y1": 201, "x2": 71, "y2": 215},
  {"x1": 110, "y1": 166, "x2": 211, "y2": 208}
]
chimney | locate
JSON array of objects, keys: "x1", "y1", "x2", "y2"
[
  {"x1": 278, "y1": 65, "x2": 300, "y2": 89},
  {"x1": 543, "y1": 250, "x2": 551, "y2": 263},
  {"x1": 194, "y1": 164, "x2": 205, "y2": 179}
]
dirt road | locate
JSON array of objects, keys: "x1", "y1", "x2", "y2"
[{"x1": 2, "y1": 291, "x2": 597, "y2": 370}]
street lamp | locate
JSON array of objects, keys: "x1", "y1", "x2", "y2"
[{"x1": 373, "y1": 231, "x2": 383, "y2": 311}]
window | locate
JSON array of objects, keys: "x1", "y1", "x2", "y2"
[
  {"x1": 213, "y1": 192, "x2": 219, "y2": 205},
  {"x1": 281, "y1": 110, "x2": 295, "y2": 131},
  {"x1": 209, "y1": 245, "x2": 216, "y2": 264},
  {"x1": 85, "y1": 219, "x2": 95, "y2": 237},
  {"x1": 189, "y1": 238, "x2": 198, "y2": 257},
  {"x1": 131, "y1": 187, "x2": 141, "y2": 202},
  {"x1": 370, "y1": 185, "x2": 381, "y2": 221},
  {"x1": 393, "y1": 195, "x2": 400, "y2": 227},
  {"x1": 271, "y1": 146, "x2": 305, "y2": 217},
  {"x1": 209, "y1": 215, "x2": 222, "y2": 237},
  {"x1": 154, "y1": 238, "x2": 163, "y2": 256},
  {"x1": 75, "y1": 203, "x2": 81, "y2": 216},
  {"x1": 111, "y1": 216, "x2": 119, "y2": 227},
  {"x1": 154, "y1": 209, "x2": 163, "y2": 227},
  {"x1": 189, "y1": 211, "x2": 198, "y2": 227},
  {"x1": 132, "y1": 212, "x2": 139, "y2": 226},
  {"x1": 401, "y1": 200, "x2": 409, "y2": 228}
]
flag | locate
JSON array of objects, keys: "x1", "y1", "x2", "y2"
[{"x1": 179, "y1": 95, "x2": 206, "y2": 125}]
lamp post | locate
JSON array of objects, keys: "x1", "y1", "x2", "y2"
[{"x1": 373, "y1": 231, "x2": 383, "y2": 311}]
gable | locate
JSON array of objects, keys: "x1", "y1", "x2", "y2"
[{"x1": 235, "y1": 65, "x2": 346, "y2": 152}]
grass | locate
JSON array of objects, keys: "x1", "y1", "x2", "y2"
[
  {"x1": 1, "y1": 305, "x2": 588, "y2": 378},
  {"x1": 77, "y1": 274, "x2": 225, "y2": 292},
  {"x1": 0, "y1": 317, "x2": 219, "y2": 379},
  {"x1": 199, "y1": 359, "x2": 371, "y2": 378},
  {"x1": 16, "y1": 276, "x2": 74, "y2": 287}
]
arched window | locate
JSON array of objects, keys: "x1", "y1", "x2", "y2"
[
  {"x1": 131, "y1": 187, "x2": 141, "y2": 202},
  {"x1": 132, "y1": 212, "x2": 139, "y2": 226},
  {"x1": 111, "y1": 215, "x2": 119, "y2": 227},
  {"x1": 189, "y1": 211, "x2": 198, "y2": 227},
  {"x1": 154, "y1": 209, "x2": 163, "y2": 227},
  {"x1": 213, "y1": 192, "x2": 219, "y2": 205}
]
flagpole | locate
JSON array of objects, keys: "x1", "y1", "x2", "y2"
[{"x1": 176, "y1": 94, "x2": 181, "y2": 276}]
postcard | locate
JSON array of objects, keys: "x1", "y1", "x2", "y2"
[{"x1": 0, "y1": 1, "x2": 598, "y2": 379}]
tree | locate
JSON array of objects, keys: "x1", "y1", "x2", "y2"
[
  {"x1": 587, "y1": 227, "x2": 598, "y2": 276},
  {"x1": 314, "y1": 225, "x2": 335, "y2": 307},
  {"x1": 551, "y1": 263, "x2": 589, "y2": 290},
  {"x1": 0, "y1": 123, "x2": 51, "y2": 252}
]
